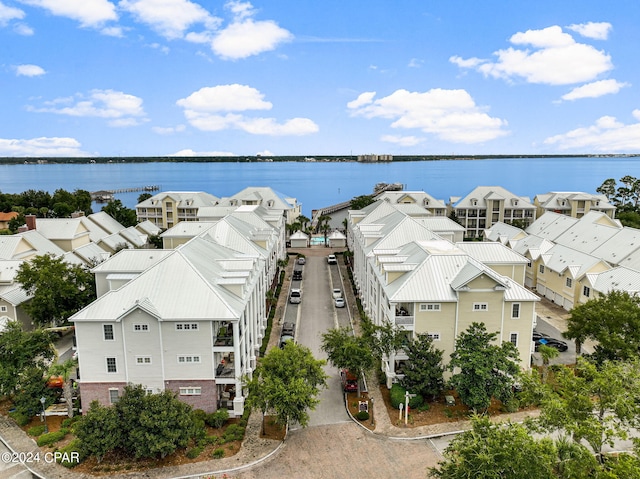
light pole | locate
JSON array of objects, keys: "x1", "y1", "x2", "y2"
[
  {"x1": 370, "y1": 397, "x2": 375, "y2": 426},
  {"x1": 40, "y1": 397, "x2": 48, "y2": 433}
]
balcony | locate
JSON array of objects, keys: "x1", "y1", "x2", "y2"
[
  {"x1": 394, "y1": 315, "x2": 414, "y2": 328},
  {"x1": 213, "y1": 324, "x2": 234, "y2": 349},
  {"x1": 215, "y1": 354, "x2": 235, "y2": 378}
]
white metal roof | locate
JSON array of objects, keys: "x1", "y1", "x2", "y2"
[
  {"x1": 584, "y1": 266, "x2": 640, "y2": 294},
  {"x1": 455, "y1": 242, "x2": 529, "y2": 264}
]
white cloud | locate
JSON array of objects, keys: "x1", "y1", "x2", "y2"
[
  {"x1": 347, "y1": 91, "x2": 375, "y2": 109},
  {"x1": 177, "y1": 84, "x2": 272, "y2": 112},
  {"x1": 407, "y1": 58, "x2": 422, "y2": 68},
  {"x1": 452, "y1": 25, "x2": 613, "y2": 85},
  {"x1": 381, "y1": 135, "x2": 424, "y2": 146},
  {"x1": 177, "y1": 84, "x2": 318, "y2": 136},
  {"x1": 29, "y1": 89, "x2": 147, "y2": 126},
  {"x1": 256, "y1": 149, "x2": 274, "y2": 156},
  {"x1": 212, "y1": 18, "x2": 292, "y2": 59},
  {"x1": 171, "y1": 148, "x2": 234, "y2": 156},
  {"x1": 101, "y1": 25, "x2": 123, "y2": 37},
  {"x1": 544, "y1": 111, "x2": 640, "y2": 152},
  {"x1": 226, "y1": 0, "x2": 254, "y2": 20},
  {"x1": 0, "y1": 136, "x2": 89, "y2": 157},
  {"x1": 348, "y1": 88, "x2": 508, "y2": 144},
  {"x1": 119, "y1": 0, "x2": 219, "y2": 39},
  {"x1": 152, "y1": 124, "x2": 186, "y2": 135},
  {"x1": 0, "y1": 2, "x2": 25, "y2": 24},
  {"x1": 15, "y1": 64, "x2": 45, "y2": 76},
  {"x1": 567, "y1": 21, "x2": 612, "y2": 40},
  {"x1": 14, "y1": 23, "x2": 33, "y2": 35},
  {"x1": 561, "y1": 79, "x2": 629, "y2": 101},
  {"x1": 18, "y1": 0, "x2": 117, "y2": 27}
]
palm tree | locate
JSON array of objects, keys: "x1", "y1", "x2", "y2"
[
  {"x1": 298, "y1": 215, "x2": 310, "y2": 234},
  {"x1": 538, "y1": 344, "x2": 559, "y2": 384},
  {"x1": 49, "y1": 358, "x2": 78, "y2": 418}
]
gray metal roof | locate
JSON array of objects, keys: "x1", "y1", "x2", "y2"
[
  {"x1": 453, "y1": 186, "x2": 535, "y2": 209},
  {"x1": 87, "y1": 211, "x2": 126, "y2": 234},
  {"x1": 455, "y1": 242, "x2": 530, "y2": 264},
  {"x1": 525, "y1": 212, "x2": 579, "y2": 240},
  {"x1": 584, "y1": 266, "x2": 640, "y2": 294},
  {"x1": 92, "y1": 249, "x2": 173, "y2": 273},
  {"x1": 590, "y1": 227, "x2": 640, "y2": 266},
  {"x1": 541, "y1": 243, "x2": 608, "y2": 278}
]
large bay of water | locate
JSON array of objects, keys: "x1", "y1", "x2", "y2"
[{"x1": 0, "y1": 157, "x2": 638, "y2": 216}]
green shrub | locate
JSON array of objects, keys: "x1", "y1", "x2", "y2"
[
  {"x1": 61, "y1": 416, "x2": 80, "y2": 429},
  {"x1": 9, "y1": 412, "x2": 30, "y2": 427},
  {"x1": 36, "y1": 430, "x2": 67, "y2": 447},
  {"x1": 444, "y1": 408, "x2": 453, "y2": 418},
  {"x1": 212, "y1": 448, "x2": 225, "y2": 459},
  {"x1": 355, "y1": 411, "x2": 369, "y2": 421},
  {"x1": 222, "y1": 424, "x2": 245, "y2": 442},
  {"x1": 56, "y1": 439, "x2": 84, "y2": 468},
  {"x1": 502, "y1": 397, "x2": 520, "y2": 413},
  {"x1": 417, "y1": 403, "x2": 430, "y2": 412},
  {"x1": 27, "y1": 425, "x2": 46, "y2": 436},
  {"x1": 191, "y1": 409, "x2": 207, "y2": 422},
  {"x1": 186, "y1": 446, "x2": 204, "y2": 459},
  {"x1": 389, "y1": 384, "x2": 424, "y2": 409},
  {"x1": 206, "y1": 409, "x2": 229, "y2": 428},
  {"x1": 204, "y1": 435, "x2": 219, "y2": 446}
]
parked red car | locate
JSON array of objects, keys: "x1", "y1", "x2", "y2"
[{"x1": 340, "y1": 369, "x2": 358, "y2": 392}]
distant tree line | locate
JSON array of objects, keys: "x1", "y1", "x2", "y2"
[{"x1": 597, "y1": 176, "x2": 640, "y2": 228}]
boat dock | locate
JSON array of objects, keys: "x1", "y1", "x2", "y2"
[{"x1": 91, "y1": 185, "x2": 160, "y2": 202}]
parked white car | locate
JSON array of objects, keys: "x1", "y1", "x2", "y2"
[
  {"x1": 332, "y1": 288, "x2": 342, "y2": 299},
  {"x1": 327, "y1": 254, "x2": 337, "y2": 264}
]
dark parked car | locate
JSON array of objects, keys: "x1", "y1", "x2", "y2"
[
  {"x1": 293, "y1": 269, "x2": 302, "y2": 280},
  {"x1": 533, "y1": 331, "x2": 568, "y2": 352}
]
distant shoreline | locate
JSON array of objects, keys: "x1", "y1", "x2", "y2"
[{"x1": 0, "y1": 154, "x2": 638, "y2": 165}]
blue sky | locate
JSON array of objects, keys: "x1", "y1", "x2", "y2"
[{"x1": 2, "y1": 0, "x2": 640, "y2": 157}]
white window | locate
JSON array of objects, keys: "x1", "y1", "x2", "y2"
[
  {"x1": 473, "y1": 303, "x2": 488, "y2": 311},
  {"x1": 179, "y1": 387, "x2": 202, "y2": 396},
  {"x1": 177, "y1": 355, "x2": 201, "y2": 364},
  {"x1": 565, "y1": 277, "x2": 573, "y2": 288},
  {"x1": 136, "y1": 356, "x2": 152, "y2": 365},
  {"x1": 420, "y1": 303, "x2": 441, "y2": 312},
  {"x1": 133, "y1": 324, "x2": 149, "y2": 332},
  {"x1": 509, "y1": 333, "x2": 518, "y2": 346},
  {"x1": 103, "y1": 324, "x2": 114, "y2": 341},
  {"x1": 511, "y1": 303, "x2": 520, "y2": 319},
  {"x1": 583, "y1": 286, "x2": 591, "y2": 298},
  {"x1": 108, "y1": 388, "x2": 119, "y2": 404},
  {"x1": 427, "y1": 332, "x2": 441, "y2": 341},
  {"x1": 106, "y1": 357, "x2": 117, "y2": 373},
  {"x1": 176, "y1": 323, "x2": 199, "y2": 331},
  {"x1": 539, "y1": 265, "x2": 545, "y2": 274},
  {"x1": 0, "y1": 306, "x2": 7, "y2": 313}
]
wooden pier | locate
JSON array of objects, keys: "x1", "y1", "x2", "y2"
[{"x1": 91, "y1": 185, "x2": 160, "y2": 202}]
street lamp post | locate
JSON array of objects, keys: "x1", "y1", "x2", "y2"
[{"x1": 40, "y1": 397, "x2": 48, "y2": 433}]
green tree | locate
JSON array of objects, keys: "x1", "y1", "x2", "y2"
[
  {"x1": 245, "y1": 341, "x2": 327, "y2": 429},
  {"x1": 16, "y1": 254, "x2": 96, "y2": 327},
  {"x1": 137, "y1": 192, "x2": 152, "y2": 203},
  {"x1": 321, "y1": 327, "x2": 374, "y2": 397},
  {"x1": 429, "y1": 415, "x2": 558, "y2": 479},
  {"x1": 596, "y1": 178, "x2": 617, "y2": 203},
  {"x1": 11, "y1": 366, "x2": 55, "y2": 418},
  {"x1": 539, "y1": 343, "x2": 559, "y2": 384},
  {"x1": 0, "y1": 321, "x2": 55, "y2": 397},
  {"x1": 400, "y1": 333, "x2": 445, "y2": 401},
  {"x1": 350, "y1": 195, "x2": 375, "y2": 210},
  {"x1": 448, "y1": 322, "x2": 520, "y2": 413},
  {"x1": 101, "y1": 199, "x2": 137, "y2": 227},
  {"x1": 534, "y1": 358, "x2": 640, "y2": 463},
  {"x1": 75, "y1": 400, "x2": 121, "y2": 463},
  {"x1": 48, "y1": 358, "x2": 78, "y2": 418},
  {"x1": 127, "y1": 389, "x2": 194, "y2": 458},
  {"x1": 565, "y1": 290, "x2": 640, "y2": 363},
  {"x1": 147, "y1": 234, "x2": 163, "y2": 249},
  {"x1": 8, "y1": 213, "x2": 25, "y2": 233}
]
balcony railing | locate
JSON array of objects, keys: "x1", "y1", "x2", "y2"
[{"x1": 394, "y1": 315, "x2": 414, "y2": 328}]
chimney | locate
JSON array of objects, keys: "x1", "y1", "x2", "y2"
[
  {"x1": 17, "y1": 225, "x2": 28, "y2": 233},
  {"x1": 71, "y1": 211, "x2": 85, "y2": 218},
  {"x1": 25, "y1": 215, "x2": 36, "y2": 230}
]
